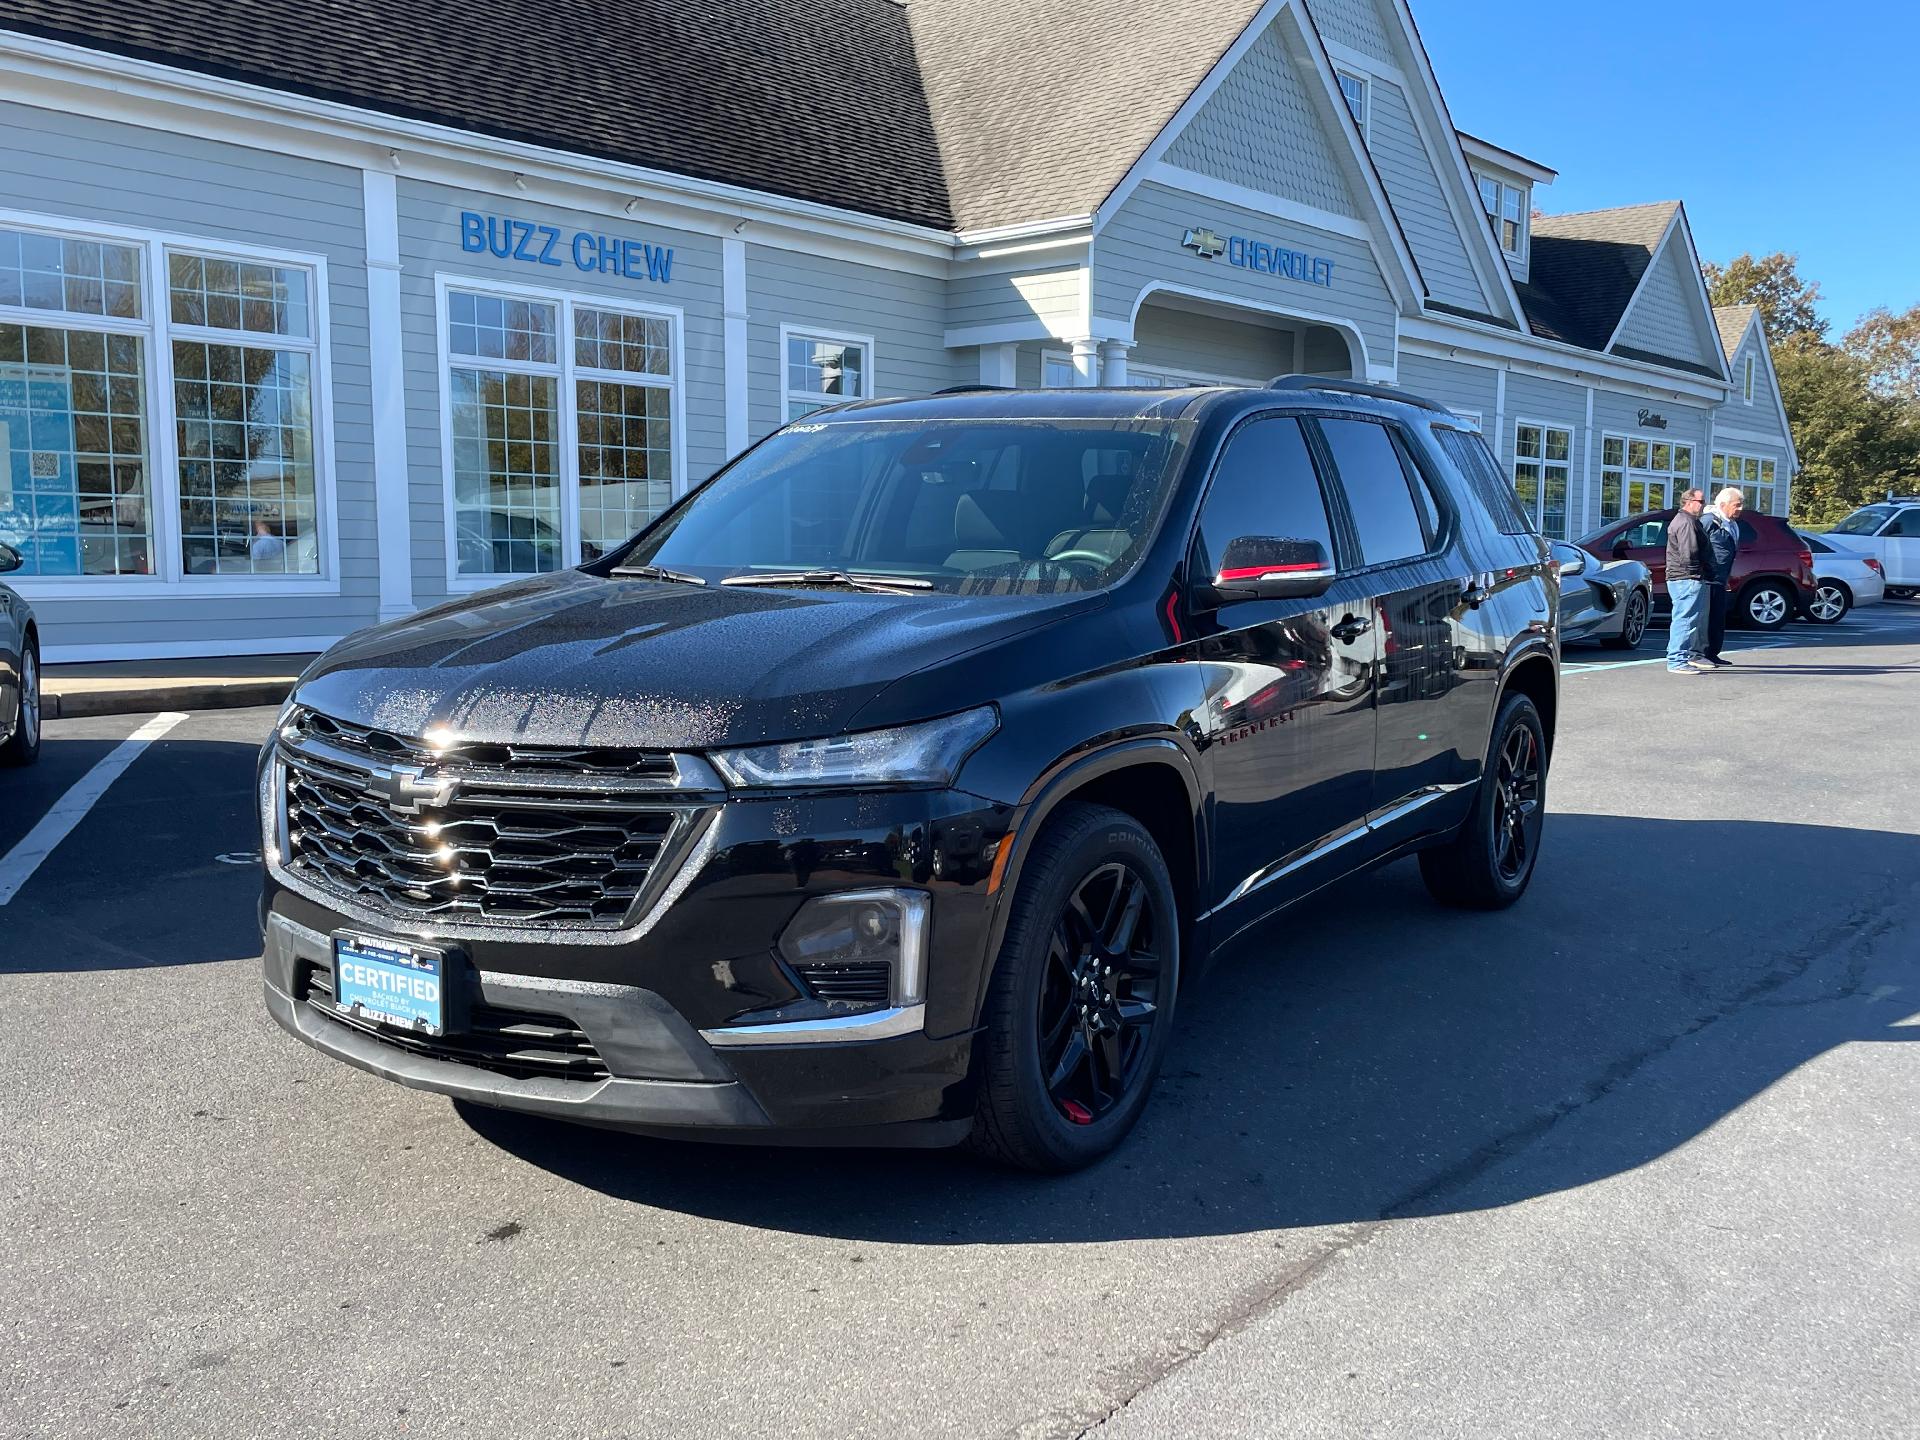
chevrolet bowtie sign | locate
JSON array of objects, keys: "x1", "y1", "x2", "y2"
[
  {"x1": 1181, "y1": 227, "x2": 1227, "y2": 259},
  {"x1": 1180, "y1": 225, "x2": 1337, "y2": 290}
]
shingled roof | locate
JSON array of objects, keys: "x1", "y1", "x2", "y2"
[
  {"x1": 1714, "y1": 304, "x2": 1759, "y2": 362},
  {"x1": 2, "y1": 0, "x2": 955, "y2": 230},
  {"x1": 1522, "y1": 202, "x2": 1679, "y2": 353}
]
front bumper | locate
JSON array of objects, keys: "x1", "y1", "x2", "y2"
[{"x1": 260, "y1": 780, "x2": 1014, "y2": 1144}]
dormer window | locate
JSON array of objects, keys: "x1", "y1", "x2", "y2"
[
  {"x1": 1337, "y1": 71, "x2": 1369, "y2": 136},
  {"x1": 1476, "y1": 174, "x2": 1527, "y2": 258}
]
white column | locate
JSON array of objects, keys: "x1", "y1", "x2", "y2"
[
  {"x1": 977, "y1": 342, "x2": 1018, "y2": 389},
  {"x1": 722, "y1": 236, "x2": 749, "y2": 461},
  {"x1": 1070, "y1": 337, "x2": 1101, "y2": 387},
  {"x1": 361, "y1": 169, "x2": 413, "y2": 624},
  {"x1": 1098, "y1": 340, "x2": 1134, "y2": 387}
]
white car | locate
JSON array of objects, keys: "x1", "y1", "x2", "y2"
[
  {"x1": 1822, "y1": 499, "x2": 1920, "y2": 598},
  {"x1": 1799, "y1": 532, "x2": 1885, "y2": 622}
]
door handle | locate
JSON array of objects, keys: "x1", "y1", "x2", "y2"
[{"x1": 1331, "y1": 614, "x2": 1373, "y2": 644}]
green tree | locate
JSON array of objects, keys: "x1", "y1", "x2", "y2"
[
  {"x1": 1773, "y1": 333, "x2": 1920, "y2": 526},
  {"x1": 1844, "y1": 304, "x2": 1920, "y2": 404},
  {"x1": 1703, "y1": 253, "x2": 1828, "y2": 342}
]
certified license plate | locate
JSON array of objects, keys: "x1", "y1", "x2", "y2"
[{"x1": 331, "y1": 934, "x2": 447, "y2": 1035}]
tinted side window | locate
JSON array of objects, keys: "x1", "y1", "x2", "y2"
[
  {"x1": 1192, "y1": 417, "x2": 1335, "y2": 578},
  {"x1": 1318, "y1": 417, "x2": 1428, "y2": 566},
  {"x1": 1736, "y1": 518, "x2": 1759, "y2": 546},
  {"x1": 1434, "y1": 426, "x2": 1531, "y2": 536},
  {"x1": 1891, "y1": 509, "x2": 1920, "y2": 537}
]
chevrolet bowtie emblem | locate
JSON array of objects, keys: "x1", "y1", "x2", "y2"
[
  {"x1": 366, "y1": 763, "x2": 459, "y2": 815},
  {"x1": 1182, "y1": 227, "x2": 1227, "y2": 259}
]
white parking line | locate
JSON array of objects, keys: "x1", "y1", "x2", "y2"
[
  {"x1": 0, "y1": 712, "x2": 189, "y2": 906},
  {"x1": 1563, "y1": 639, "x2": 1793, "y2": 676}
]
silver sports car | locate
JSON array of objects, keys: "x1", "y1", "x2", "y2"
[
  {"x1": 1, "y1": 540, "x2": 41, "y2": 766},
  {"x1": 1552, "y1": 541, "x2": 1651, "y2": 650}
]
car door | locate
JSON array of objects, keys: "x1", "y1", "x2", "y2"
[
  {"x1": 1613, "y1": 512, "x2": 1674, "y2": 599},
  {"x1": 1312, "y1": 415, "x2": 1478, "y2": 818},
  {"x1": 1884, "y1": 507, "x2": 1920, "y2": 586},
  {"x1": 1187, "y1": 414, "x2": 1378, "y2": 931}
]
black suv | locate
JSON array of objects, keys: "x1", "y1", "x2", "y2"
[{"x1": 259, "y1": 381, "x2": 1557, "y2": 1171}]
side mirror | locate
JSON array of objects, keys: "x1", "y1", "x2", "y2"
[
  {"x1": 0, "y1": 542, "x2": 21, "y2": 575},
  {"x1": 1197, "y1": 536, "x2": 1335, "y2": 607},
  {"x1": 1611, "y1": 538, "x2": 1630, "y2": 559},
  {"x1": 1557, "y1": 552, "x2": 1587, "y2": 579}
]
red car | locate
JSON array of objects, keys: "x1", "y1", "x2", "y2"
[{"x1": 1580, "y1": 510, "x2": 1816, "y2": 631}]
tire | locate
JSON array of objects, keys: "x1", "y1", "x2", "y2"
[
  {"x1": 1738, "y1": 580, "x2": 1794, "y2": 631},
  {"x1": 968, "y1": 802, "x2": 1180, "y2": 1173},
  {"x1": 1806, "y1": 579, "x2": 1852, "y2": 625},
  {"x1": 1601, "y1": 588, "x2": 1650, "y2": 649},
  {"x1": 1419, "y1": 691, "x2": 1546, "y2": 911},
  {"x1": 1, "y1": 638, "x2": 40, "y2": 768}
]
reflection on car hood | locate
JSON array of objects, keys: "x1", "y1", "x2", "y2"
[{"x1": 293, "y1": 570, "x2": 1094, "y2": 749}]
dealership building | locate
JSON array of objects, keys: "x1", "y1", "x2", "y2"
[{"x1": 0, "y1": 0, "x2": 1799, "y2": 659}]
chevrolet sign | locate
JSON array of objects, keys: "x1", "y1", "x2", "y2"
[
  {"x1": 1180, "y1": 225, "x2": 1337, "y2": 290},
  {"x1": 1182, "y1": 227, "x2": 1227, "y2": 259}
]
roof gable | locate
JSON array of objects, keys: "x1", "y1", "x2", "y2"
[
  {"x1": 1610, "y1": 223, "x2": 1725, "y2": 375},
  {"x1": 1714, "y1": 304, "x2": 1760, "y2": 363},
  {"x1": 4, "y1": 0, "x2": 954, "y2": 229},
  {"x1": 1524, "y1": 202, "x2": 1677, "y2": 352}
]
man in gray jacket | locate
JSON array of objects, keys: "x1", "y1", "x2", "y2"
[{"x1": 1666, "y1": 489, "x2": 1712, "y2": 674}]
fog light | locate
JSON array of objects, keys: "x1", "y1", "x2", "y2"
[{"x1": 778, "y1": 889, "x2": 930, "y2": 1007}]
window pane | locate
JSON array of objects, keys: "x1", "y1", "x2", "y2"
[
  {"x1": 448, "y1": 291, "x2": 557, "y2": 364},
  {"x1": 1711, "y1": 453, "x2": 1727, "y2": 480},
  {"x1": 173, "y1": 341, "x2": 318, "y2": 575},
  {"x1": 0, "y1": 324, "x2": 153, "y2": 576},
  {"x1": 1651, "y1": 443, "x2": 1672, "y2": 473},
  {"x1": 1761, "y1": 460, "x2": 1775, "y2": 483},
  {"x1": 1042, "y1": 356, "x2": 1075, "y2": 389},
  {"x1": 1319, "y1": 417, "x2": 1428, "y2": 565},
  {"x1": 787, "y1": 335, "x2": 867, "y2": 400},
  {"x1": 1513, "y1": 461, "x2": 1541, "y2": 518},
  {"x1": 1338, "y1": 72, "x2": 1366, "y2": 124},
  {"x1": 1600, "y1": 468, "x2": 1624, "y2": 523},
  {"x1": 576, "y1": 377, "x2": 672, "y2": 561},
  {"x1": 1542, "y1": 463, "x2": 1569, "y2": 539},
  {"x1": 1192, "y1": 418, "x2": 1334, "y2": 579},
  {"x1": 1673, "y1": 445, "x2": 1693, "y2": 476},
  {"x1": 167, "y1": 253, "x2": 310, "y2": 339},
  {"x1": 0, "y1": 228, "x2": 144, "y2": 320},
  {"x1": 1743, "y1": 457, "x2": 1761, "y2": 483},
  {"x1": 574, "y1": 308, "x2": 670, "y2": 376},
  {"x1": 1478, "y1": 176, "x2": 1500, "y2": 216},
  {"x1": 1544, "y1": 428, "x2": 1571, "y2": 464},
  {"x1": 1603, "y1": 435, "x2": 1625, "y2": 467},
  {"x1": 1628, "y1": 439, "x2": 1651, "y2": 469},
  {"x1": 452, "y1": 365, "x2": 560, "y2": 575},
  {"x1": 1515, "y1": 423, "x2": 1543, "y2": 460}
]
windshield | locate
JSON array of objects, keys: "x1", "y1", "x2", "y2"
[
  {"x1": 621, "y1": 416, "x2": 1191, "y2": 594},
  {"x1": 1831, "y1": 506, "x2": 1894, "y2": 536}
]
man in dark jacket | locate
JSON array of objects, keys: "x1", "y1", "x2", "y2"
[
  {"x1": 1665, "y1": 489, "x2": 1712, "y2": 674},
  {"x1": 1700, "y1": 487, "x2": 1745, "y2": 666}
]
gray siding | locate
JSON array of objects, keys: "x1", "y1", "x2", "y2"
[
  {"x1": 1133, "y1": 304, "x2": 1291, "y2": 381},
  {"x1": 1304, "y1": 0, "x2": 1397, "y2": 64},
  {"x1": 1719, "y1": 331, "x2": 1791, "y2": 448},
  {"x1": 1395, "y1": 353, "x2": 1497, "y2": 425},
  {"x1": 745, "y1": 245, "x2": 955, "y2": 442},
  {"x1": 1501, "y1": 371, "x2": 1589, "y2": 538},
  {"x1": 1369, "y1": 81, "x2": 1491, "y2": 314},
  {"x1": 947, "y1": 265, "x2": 1084, "y2": 337},
  {"x1": 1, "y1": 99, "x2": 375, "y2": 652},
  {"x1": 1613, "y1": 239, "x2": 1719, "y2": 372},
  {"x1": 1163, "y1": 23, "x2": 1359, "y2": 218},
  {"x1": 1094, "y1": 181, "x2": 1398, "y2": 377},
  {"x1": 394, "y1": 179, "x2": 727, "y2": 603}
]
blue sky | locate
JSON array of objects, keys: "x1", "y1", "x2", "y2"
[{"x1": 1415, "y1": 0, "x2": 1916, "y2": 336}]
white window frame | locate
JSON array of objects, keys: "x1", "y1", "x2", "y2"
[
  {"x1": 0, "y1": 205, "x2": 340, "y2": 599},
  {"x1": 779, "y1": 323, "x2": 875, "y2": 422},
  {"x1": 1599, "y1": 430, "x2": 1697, "y2": 524},
  {"x1": 1743, "y1": 355, "x2": 1756, "y2": 404},
  {"x1": 433, "y1": 272, "x2": 686, "y2": 594},
  {"x1": 1474, "y1": 173, "x2": 1529, "y2": 261},
  {"x1": 1711, "y1": 449, "x2": 1781, "y2": 514},
  {"x1": 1336, "y1": 70, "x2": 1370, "y2": 139},
  {"x1": 1511, "y1": 418, "x2": 1574, "y2": 538}
]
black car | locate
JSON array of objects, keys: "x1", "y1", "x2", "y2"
[{"x1": 258, "y1": 381, "x2": 1558, "y2": 1171}]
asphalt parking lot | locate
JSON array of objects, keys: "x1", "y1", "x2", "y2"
[{"x1": 4, "y1": 606, "x2": 1918, "y2": 1439}]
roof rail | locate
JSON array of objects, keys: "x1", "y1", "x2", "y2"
[
  {"x1": 1265, "y1": 375, "x2": 1453, "y2": 416},
  {"x1": 934, "y1": 384, "x2": 1013, "y2": 395}
]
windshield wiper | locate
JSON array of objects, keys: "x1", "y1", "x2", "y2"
[
  {"x1": 720, "y1": 570, "x2": 935, "y2": 593},
  {"x1": 610, "y1": 563, "x2": 706, "y2": 586}
]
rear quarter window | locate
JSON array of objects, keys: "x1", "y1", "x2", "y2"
[{"x1": 1433, "y1": 426, "x2": 1532, "y2": 537}]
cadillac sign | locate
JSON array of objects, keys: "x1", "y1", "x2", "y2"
[{"x1": 1182, "y1": 224, "x2": 1336, "y2": 289}]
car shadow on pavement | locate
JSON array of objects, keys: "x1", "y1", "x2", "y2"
[
  {"x1": 463, "y1": 813, "x2": 1920, "y2": 1241},
  {"x1": 0, "y1": 738, "x2": 266, "y2": 971}
]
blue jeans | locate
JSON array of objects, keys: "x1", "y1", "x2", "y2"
[{"x1": 1668, "y1": 579, "x2": 1707, "y2": 667}]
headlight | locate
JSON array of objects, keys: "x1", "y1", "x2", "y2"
[{"x1": 710, "y1": 706, "x2": 998, "y2": 791}]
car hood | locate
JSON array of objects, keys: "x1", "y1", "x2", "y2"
[{"x1": 292, "y1": 570, "x2": 1098, "y2": 749}]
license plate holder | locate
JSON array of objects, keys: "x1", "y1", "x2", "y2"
[{"x1": 330, "y1": 933, "x2": 459, "y2": 1037}]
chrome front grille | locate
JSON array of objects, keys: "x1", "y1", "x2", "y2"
[{"x1": 276, "y1": 709, "x2": 712, "y2": 929}]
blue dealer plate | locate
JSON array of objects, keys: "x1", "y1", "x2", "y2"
[{"x1": 331, "y1": 934, "x2": 446, "y2": 1035}]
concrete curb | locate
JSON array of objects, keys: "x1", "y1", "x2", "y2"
[{"x1": 43, "y1": 679, "x2": 298, "y2": 721}]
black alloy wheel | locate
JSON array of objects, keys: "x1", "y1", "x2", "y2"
[
  {"x1": 1491, "y1": 723, "x2": 1543, "y2": 885},
  {"x1": 970, "y1": 802, "x2": 1180, "y2": 1172},
  {"x1": 1603, "y1": 589, "x2": 1650, "y2": 649},
  {"x1": 1036, "y1": 862, "x2": 1165, "y2": 1127},
  {"x1": 1420, "y1": 690, "x2": 1548, "y2": 910}
]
